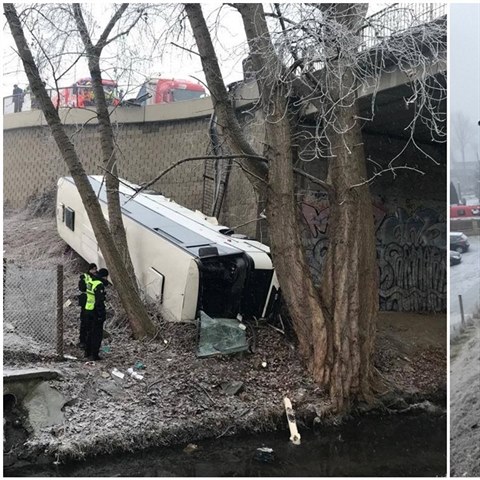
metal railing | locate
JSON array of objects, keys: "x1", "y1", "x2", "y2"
[
  {"x1": 361, "y1": 3, "x2": 447, "y2": 50},
  {"x1": 3, "y1": 260, "x2": 64, "y2": 358}
]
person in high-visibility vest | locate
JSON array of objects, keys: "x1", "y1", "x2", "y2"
[
  {"x1": 77, "y1": 263, "x2": 97, "y2": 349},
  {"x1": 84, "y1": 268, "x2": 110, "y2": 360}
]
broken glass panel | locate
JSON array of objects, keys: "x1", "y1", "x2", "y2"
[{"x1": 197, "y1": 310, "x2": 248, "y2": 358}]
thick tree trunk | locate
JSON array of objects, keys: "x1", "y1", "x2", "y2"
[
  {"x1": 264, "y1": 92, "x2": 330, "y2": 376},
  {"x1": 5, "y1": 3, "x2": 155, "y2": 339},
  {"x1": 238, "y1": 3, "x2": 377, "y2": 412},
  {"x1": 320, "y1": 67, "x2": 378, "y2": 411},
  {"x1": 237, "y1": 2, "x2": 331, "y2": 383}
]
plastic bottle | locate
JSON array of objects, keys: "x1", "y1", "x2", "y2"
[{"x1": 127, "y1": 368, "x2": 144, "y2": 380}]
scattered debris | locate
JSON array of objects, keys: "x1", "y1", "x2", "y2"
[
  {"x1": 63, "y1": 354, "x2": 77, "y2": 361},
  {"x1": 2, "y1": 210, "x2": 446, "y2": 468},
  {"x1": 127, "y1": 368, "x2": 144, "y2": 380},
  {"x1": 111, "y1": 368, "x2": 125, "y2": 380},
  {"x1": 134, "y1": 361, "x2": 145, "y2": 370}
]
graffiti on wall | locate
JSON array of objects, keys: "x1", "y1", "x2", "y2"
[
  {"x1": 376, "y1": 207, "x2": 446, "y2": 312},
  {"x1": 301, "y1": 196, "x2": 446, "y2": 312}
]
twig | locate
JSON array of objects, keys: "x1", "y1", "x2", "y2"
[
  {"x1": 194, "y1": 383, "x2": 215, "y2": 405},
  {"x1": 145, "y1": 378, "x2": 163, "y2": 393},
  {"x1": 146, "y1": 327, "x2": 161, "y2": 345},
  {"x1": 170, "y1": 41, "x2": 200, "y2": 57},
  {"x1": 216, "y1": 425, "x2": 234, "y2": 439}
]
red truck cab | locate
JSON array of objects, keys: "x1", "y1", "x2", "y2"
[{"x1": 134, "y1": 78, "x2": 205, "y2": 105}]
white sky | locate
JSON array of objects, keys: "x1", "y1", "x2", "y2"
[{"x1": 450, "y1": 3, "x2": 480, "y2": 165}]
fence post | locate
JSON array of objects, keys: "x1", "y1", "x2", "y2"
[
  {"x1": 3, "y1": 258, "x2": 6, "y2": 305},
  {"x1": 458, "y1": 294, "x2": 465, "y2": 328},
  {"x1": 56, "y1": 264, "x2": 64, "y2": 357}
]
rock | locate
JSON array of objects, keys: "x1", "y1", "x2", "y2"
[
  {"x1": 22, "y1": 381, "x2": 66, "y2": 435},
  {"x1": 97, "y1": 380, "x2": 124, "y2": 399},
  {"x1": 296, "y1": 388, "x2": 308, "y2": 401},
  {"x1": 220, "y1": 381, "x2": 244, "y2": 396},
  {"x1": 254, "y1": 447, "x2": 275, "y2": 463},
  {"x1": 183, "y1": 443, "x2": 198, "y2": 454}
]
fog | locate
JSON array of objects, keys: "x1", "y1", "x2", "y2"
[{"x1": 450, "y1": 3, "x2": 480, "y2": 198}]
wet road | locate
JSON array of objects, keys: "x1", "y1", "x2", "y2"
[{"x1": 450, "y1": 235, "x2": 480, "y2": 331}]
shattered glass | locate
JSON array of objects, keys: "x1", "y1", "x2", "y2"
[{"x1": 196, "y1": 311, "x2": 248, "y2": 358}]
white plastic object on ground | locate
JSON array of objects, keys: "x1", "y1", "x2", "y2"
[
  {"x1": 127, "y1": 368, "x2": 144, "y2": 380},
  {"x1": 111, "y1": 368, "x2": 125, "y2": 379},
  {"x1": 284, "y1": 397, "x2": 301, "y2": 445}
]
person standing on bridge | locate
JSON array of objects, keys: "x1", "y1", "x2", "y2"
[
  {"x1": 78, "y1": 263, "x2": 97, "y2": 349},
  {"x1": 12, "y1": 84, "x2": 24, "y2": 113},
  {"x1": 84, "y1": 268, "x2": 110, "y2": 361}
]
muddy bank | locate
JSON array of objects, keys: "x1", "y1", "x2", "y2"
[
  {"x1": 3, "y1": 210, "x2": 447, "y2": 468},
  {"x1": 450, "y1": 316, "x2": 480, "y2": 477}
]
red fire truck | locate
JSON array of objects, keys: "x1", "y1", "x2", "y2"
[{"x1": 54, "y1": 78, "x2": 119, "y2": 108}]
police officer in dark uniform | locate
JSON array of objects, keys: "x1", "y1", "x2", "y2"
[
  {"x1": 78, "y1": 263, "x2": 97, "y2": 348},
  {"x1": 84, "y1": 268, "x2": 110, "y2": 361}
]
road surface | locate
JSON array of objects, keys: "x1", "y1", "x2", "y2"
[{"x1": 450, "y1": 235, "x2": 480, "y2": 332}]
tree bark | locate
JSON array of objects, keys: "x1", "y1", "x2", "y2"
[
  {"x1": 5, "y1": 3, "x2": 155, "y2": 339},
  {"x1": 237, "y1": 2, "x2": 331, "y2": 380},
  {"x1": 319, "y1": 4, "x2": 378, "y2": 411}
]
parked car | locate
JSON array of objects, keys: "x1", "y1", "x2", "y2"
[
  {"x1": 450, "y1": 232, "x2": 470, "y2": 253},
  {"x1": 450, "y1": 250, "x2": 462, "y2": 266}
]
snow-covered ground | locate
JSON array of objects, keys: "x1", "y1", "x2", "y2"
[
  {"x1": 450, "y1": 320, "x2": 480, "y2": 477},
  {"x1": 450, "y1": 235, "x2": 480, "y2": 334}
]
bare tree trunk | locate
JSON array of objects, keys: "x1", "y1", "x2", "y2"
[
  {"x1": 5, "y1": 3, "x2": 155, "y2": 339},
  {"x1": 72, "y1": 4, "x2": 137, "y2": 284}
]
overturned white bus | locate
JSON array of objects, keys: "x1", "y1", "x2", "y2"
[{"x1": 56, "y1": 176, "x2": 279, "y2": 324}]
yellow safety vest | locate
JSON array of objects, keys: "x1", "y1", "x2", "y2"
[{"x1": 85, "y1": 279, "x2": 102, "y2": 311}]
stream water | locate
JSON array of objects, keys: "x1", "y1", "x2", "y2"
[{"x1": 5, "y1": 412, "x2": 446, "y2": 477}]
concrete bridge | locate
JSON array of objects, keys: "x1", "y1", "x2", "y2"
[{"x1": 3, "y1": 7, "x2": 446, "y2": 313}]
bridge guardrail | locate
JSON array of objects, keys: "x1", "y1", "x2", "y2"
[
  {"x1": 360, "y1": 3, "x2": 447, "y2": 50},
  {"x1": 3, "y1": 260, "x2": 64, "y2": 358}
]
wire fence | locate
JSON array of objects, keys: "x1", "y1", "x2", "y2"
[{"x1": 3, "y1": 260, "x2": 64, "y2": 358}]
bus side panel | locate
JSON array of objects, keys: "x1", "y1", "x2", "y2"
[
  {"x1": 122, "y1": 214, "x2": 198, "y2": 322},
  {"x1": 57, "y1": 177, "x2": 198, "y2": 322}
]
